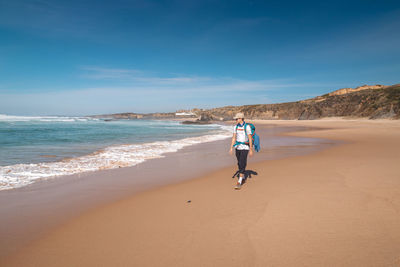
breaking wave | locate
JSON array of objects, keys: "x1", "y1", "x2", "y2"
[{"x1": 0, "y1": 128, "x2": 231, "y2": 191}]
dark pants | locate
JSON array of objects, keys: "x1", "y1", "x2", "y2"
[{"x1": 235, "y1": 149, "x2": 249, "y2": 175}]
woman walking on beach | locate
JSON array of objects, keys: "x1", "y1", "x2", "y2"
[{"x1": 229, "y1": 112, "x2": 253, "y2": 190}]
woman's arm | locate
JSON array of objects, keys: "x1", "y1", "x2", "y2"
[
  {"x1": 247, "y1": 125, "x2": 253, "y2": 156},
  {"x1": 229, "y1": 133, "x2": 236, "y2": 155},
  {"x1": 247, "y1": 133, "x2": 253, "y2": 150}
]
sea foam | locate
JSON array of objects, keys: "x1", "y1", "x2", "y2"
[
  {"x1": 0, "y1": 129, "x2": 231, "y2": 191},
  {"x1": 0, "y1": 114, "x2": 98, "y2": 122}
]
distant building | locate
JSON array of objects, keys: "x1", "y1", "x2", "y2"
[{"x1": 175, "y1": 112, "x2": 196, "y2": 116}]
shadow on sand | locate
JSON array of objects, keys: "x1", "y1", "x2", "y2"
[{"x1": 231, "y1": 170, "x2": 258, "y2": 185}]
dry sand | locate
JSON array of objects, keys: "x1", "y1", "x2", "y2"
[{"x1": 2, "y1": 119, "x2": 400, "y2": 267}]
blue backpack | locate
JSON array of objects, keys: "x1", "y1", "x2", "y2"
[{"x1": 234, "y1": 122, "x2": 261, "y2": 152}]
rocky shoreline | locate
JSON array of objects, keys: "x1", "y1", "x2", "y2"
[{"x1": 90, "y1": 83, "x2": 400, "y2": 122}]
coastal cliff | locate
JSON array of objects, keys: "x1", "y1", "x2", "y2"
[
  {"x1": 92, "y1": 83, "x2": 400, "y2": 121},
  {"x1": 199, "y1": 83, "x2": 400, "y2": 120}
]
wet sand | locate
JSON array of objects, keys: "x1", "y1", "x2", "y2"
[
  {"x1": 2, "y1": 119, "x2": 400, "y2": 266},
  {"x1": 0, "y1": 124, "x2": 333, "y2": 260}
]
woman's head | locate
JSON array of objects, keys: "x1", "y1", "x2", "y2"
[{"x1": 234, "y1": 112, "x2": 244, "y2": 123}]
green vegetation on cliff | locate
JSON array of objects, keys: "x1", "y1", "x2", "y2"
[
  {"x1": 93, "y1": 84, "x2": 400, "y2": 120},
  {"x1": 204, "y1": 84, "x2": 400, "y2": 120}
]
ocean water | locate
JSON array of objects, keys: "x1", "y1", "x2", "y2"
[{"x1": 0, "y1": 114, "x2": 231, "y2": 191}]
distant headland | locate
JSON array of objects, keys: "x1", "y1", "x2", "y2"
[{"x1": 90, "y1": 83, "x2": 400, "y2": 122}]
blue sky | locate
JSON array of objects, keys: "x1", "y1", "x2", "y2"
[{"x1": 0, "y1": 0, "x2": 399, "y2": 115}]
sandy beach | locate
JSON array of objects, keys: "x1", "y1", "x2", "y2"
[{"x1": 2, "y1": 119, "x2": 400, "y2": 266}]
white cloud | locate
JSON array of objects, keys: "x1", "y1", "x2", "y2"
[
  {"x1": 0, "y1": 66, "x2": 343, "y2": 115},
  {"x1": 80, "y1": 66, "x2": 212, "y2": 85},
  {"x1": 79, "y1": 66, "x2": 332, "y2": 91}
]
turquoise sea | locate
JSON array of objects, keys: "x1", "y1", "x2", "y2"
[{"x1": 0, "y1": 114, "x2": 231, "y2": 190}]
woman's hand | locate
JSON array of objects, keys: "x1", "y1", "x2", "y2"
[
  {"x1": 249, "y1": 149, "x2": 253, "y2": 157},
  {"x1": 229, "y1": 148, "x2": 233, "y2": 155}
]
